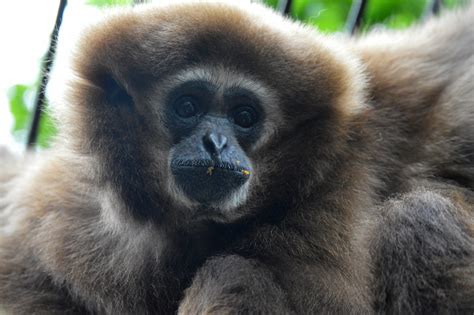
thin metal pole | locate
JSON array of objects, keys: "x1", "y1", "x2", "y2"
[
  {"x1": 27, "y1": 0, "x2": 67, "y2": 148},
  {"x1": 431, "y1": 0, "x2": 442, "y2": 14},
  {"x1": 346, "y1": 0, "x2": 368, "y2": 34},
  {"x1": 425, "y1": 0, "x2": 443, "y2": 17},
  {"x1": 279, "y1": 0, "x2": 292, "y2": 16}
]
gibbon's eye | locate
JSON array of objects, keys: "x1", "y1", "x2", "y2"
[
  {"x1": 175, "y1": 97, "x2": 199, "y2": 118},
  {"x1": 232, "y1": 106, "x2": 258, "y2": 128}
]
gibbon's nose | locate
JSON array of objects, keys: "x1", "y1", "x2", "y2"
[{"x1": 203, "y1": 132, "x2": 228, "y2": 156}]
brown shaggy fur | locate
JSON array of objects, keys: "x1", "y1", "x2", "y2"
[{"x1": 0, "y1": 1, "x2": 473, "y2": 314}]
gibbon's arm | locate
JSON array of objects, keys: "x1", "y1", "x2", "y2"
[
  {"x1": 371, "y1": 188, "x2": 474, "y2": 313},
  {"x1": 351, "y1": 6, "x2": 474, "y2": 313},
  {"x1": 178, "y1": 255, "x2": 294, "y2": 314}
]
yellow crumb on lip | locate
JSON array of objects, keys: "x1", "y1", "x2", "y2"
[
  {"x1": 242, "y1": 170, "x2": 251, "y2": 176},
  {"x1": 206, "y1": 166, "x2": 214, "y2": 176}
]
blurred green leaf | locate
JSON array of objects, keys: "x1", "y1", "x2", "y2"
[
  {"x1": 8, "y1": 85, "x2": 30, "y2": 133},
  {"x1": 362, "y1": 0, "x2": 427, "y2": 30},
  {"x1": 7, "y1": 84, "x2": 57, "y2": 148},
  {"x1": 443, "y1": 0, "x2": 468, "y2": 8},
  {"x1": 264, "y1": 0, "x2": 279, "y2": 9},
  {"x1": 385, "y1": 13, "x2": 418, "y2": 29},
  {"x1": 88, "y1": 0, "x2": 133, "y2": 7}
]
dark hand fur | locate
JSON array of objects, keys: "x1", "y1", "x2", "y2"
[{"x1": 0, "y1": 1, "x2": 473, "y2": 314}]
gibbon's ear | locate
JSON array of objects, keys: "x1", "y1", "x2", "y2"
[{"x1": 100, "y1": 74, "x2": 134, "y2": 108}]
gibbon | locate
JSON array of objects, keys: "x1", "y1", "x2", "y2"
[{"x1": 0, "y1": 1, "x2": 473, "y2": 314}]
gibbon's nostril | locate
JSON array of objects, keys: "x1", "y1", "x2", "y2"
[{"x1": 203, "y1": 132, "x2": 228, "y2": 156}]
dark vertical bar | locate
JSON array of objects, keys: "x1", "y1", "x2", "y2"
[
  {"x1": 346, "y1": 0, "x2": 368, "y2": 34},
  {"x1": 27, "y1": 0, "x2": 68, "y2": 148},
  {"x1": 425, "y1": 0, "x2": 443, "y2": 17},
  {"x1": 432, "y1": 0, "x2": 442, "y2": 14},
  {"x1": 279, "y1": 0, "x2": 292, "y2": 16}
]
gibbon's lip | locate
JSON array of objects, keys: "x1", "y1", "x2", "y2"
[
  {"x1": 170, "y1": 159, "x2": 251, "y2": 204},
  {"x1": 171, "y1": 159, "x2": 250, "y2": 174}
]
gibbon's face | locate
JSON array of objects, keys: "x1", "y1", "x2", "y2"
[
  {"x1": 161, "y1": 67, "x2": 272, "y2": 210},
  {"x1": 62, "y1": 2, "x2": 365, "y2": 222}
]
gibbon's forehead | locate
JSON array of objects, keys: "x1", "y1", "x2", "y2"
[
  {"x1": 77, "y1": 3, "x2": 283, "y2": 80},
  {"x1": 74, "y1": 1, "x2": 357, "y2": 115}
]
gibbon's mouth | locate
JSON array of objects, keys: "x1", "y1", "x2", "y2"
[
  {"x1": 171, "y1": 159, "x2": 250, "y2": 173},
  {"x1": 170, "y1": 159, "x2": 251, "y2": 204}
]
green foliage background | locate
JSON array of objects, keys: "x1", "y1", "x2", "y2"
[{"x1": 7, "y1": 0, "x2": 465, "y2": 148}]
